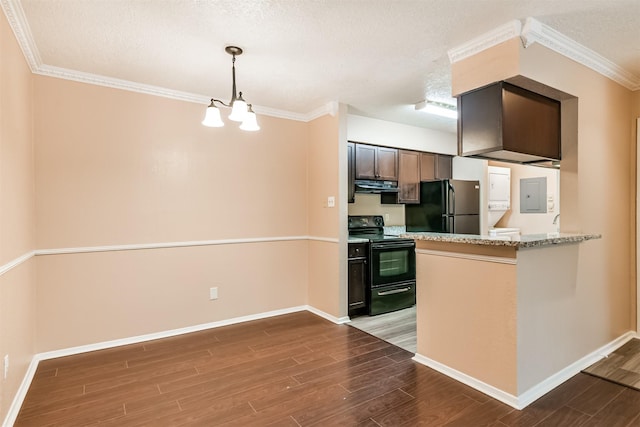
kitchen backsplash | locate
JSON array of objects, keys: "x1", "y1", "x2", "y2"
[
  {"x1": 383, "y1": 226, "x2": 406, "y2": 236},
  {"x1": 348, "y1": 193, "x2": 405, "y2": 226}
]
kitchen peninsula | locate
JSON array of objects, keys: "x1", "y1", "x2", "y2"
[{"x1": 400, "y1": 231, "x2": 602, "y2": 408}]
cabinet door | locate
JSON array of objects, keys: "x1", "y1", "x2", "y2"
[
  {"x1": 420, "y1": 153, "x2": 436, "y2": 181},
  {"x1": 398, "y1": 150, "x2": 420, "y2": 204},
  {"x1": 348, "y1": 257, "x2": 367, "y2": 315},
  {"x1": 376, "y1": 147, "x2": 398, "y2": 180},
  {"x1": 348, "y1": 142, "x2": 355, "y2": 203},
  {"x1": 355, "y1": 144, "x2": 377, "y2": 179},
  {"x1": 436, "y1": 155, "x2": 453, "y2": 179}
]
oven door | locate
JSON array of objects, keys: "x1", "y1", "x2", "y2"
[{"x1": 369, "y1": 240, "x2": 416, "y2": 287}]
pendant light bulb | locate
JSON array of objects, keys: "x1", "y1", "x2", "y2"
[
  {"x1": 202, "y1": 100, "x2": 224, "y2": 127},
  {"x1": 228, "y1": 92, "x2": 248, "y2": 122},
  {"x1": 240, "y1": 105, "x2": 260, "y2": 131}
]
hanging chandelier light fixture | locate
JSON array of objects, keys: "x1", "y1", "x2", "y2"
[{"x1": 202, "y1": 46, "x2": 260, "y2": 131}]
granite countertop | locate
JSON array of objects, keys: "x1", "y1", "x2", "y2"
[
  {"x1": 348, "y1": 236, "x2": 369, "y2": 243},
  {"x1": 400, "y1": 232, "x2": 602, "y2": 248}
]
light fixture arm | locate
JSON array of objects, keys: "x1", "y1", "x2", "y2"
[
  {"x1": 231, "y1": 53, "x2": 238, "y2": 104},
  {"x1": 226, "y1": 45, "x2": 243, "y2": 105},
  {"x1": 209, "y1": 98, "x2": 230, "y2": 108},
  {"x1": 207, "y1": 46, "x2": 244, "y2": 108}
]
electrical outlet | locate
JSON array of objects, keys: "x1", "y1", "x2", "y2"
[
  {"x1": 3, "y1": 354, "x2": 8, "y2": 380},
  {"x1": 209, "y1": 287, "x2": 218, "y2": 300}
]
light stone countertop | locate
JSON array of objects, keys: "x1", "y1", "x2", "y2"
[
  {"x1": 347, "y1": 236, "x2": 369, "y2": 244},
  {"x1": 400, "y1": 232, "x2": 602, "y2": 249}
]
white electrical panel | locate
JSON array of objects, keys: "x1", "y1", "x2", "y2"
[{"x1": 520, "y1": 177, "x2": 548, "y2": 213}]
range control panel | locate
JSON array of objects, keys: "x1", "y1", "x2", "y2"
[{"x1": 348, "y1": 215, "x2": 384, "y2": 229}]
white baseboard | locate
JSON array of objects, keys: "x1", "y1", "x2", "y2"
[
  {"x1": 3, "y1": 305, "x2": 347, "y2": 426},
  {"x1": 305, "y1": 305, "x2": 350, "y2": 324},
  {"x1": 2, "y1": 354, "x2": 39, "y2": 427},
  {"x1": 412, "y1": 330, "x2": 638, "y2": 410},
  {"x1": 516, "y1": 331, "x2": 637, "y2": 408},
  {"x1": 412, "y1": 353, "x2": 522, "y2": 408},
  {"x1": 35, "y1": 306, "x2": 310, "y2": 361}
]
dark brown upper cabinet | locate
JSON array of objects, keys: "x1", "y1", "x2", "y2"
[
  {"x1": 398, "y1": 150, "x2": 421, "y2": 204},
  {"x1": 458, "y1": 81, "x2": 561, "y2": 164},
  {"x1": 420, "y1": 153, "x2": 452, "y2": 181},
  {"x1": 355, "y1": 143, "x2": 398, "y2": 181},
  {"x1": 347, "y1": 142, "x2": 355, "y2": 203}
]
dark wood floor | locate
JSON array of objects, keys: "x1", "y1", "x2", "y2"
[{"x1": 14, "y1": 311, "x2": 640, "y2": 426}]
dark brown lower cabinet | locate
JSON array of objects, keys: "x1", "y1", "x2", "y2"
[{"x1": 348, "y1": 243, "x2": 368, "y2": 316}]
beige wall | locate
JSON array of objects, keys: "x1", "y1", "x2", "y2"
[
  {"x1": 416, "y1": 251, "x2": 518, "y2": 394},
  {"x1": 307, "y1": 114, "x2": 343, "y2": 317},
  {"x1": 516, "y1": 244, "x2": 580, "y2": 394},
  {"x1": 32, "y1": 77, "x2": 312, "y2": 353},
  {"x1": 34, "y1": 78, "x2": 309, "y2": 247},
  {"x1": 521, "y1": 44, "x2": 634, "y2": 344},
  {"x1": 452, "y1": 38, "x2": 636, "y2": 388},
  {"x1": 36, "y1": 241, "x2": 308, "y2": 351},
  {"x1": 0, "y1": 9, "x2": 36, "y2": 422}
]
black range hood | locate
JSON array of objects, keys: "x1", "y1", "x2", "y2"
[
  {"x1": 354, "y1": 179, "x2": 399, "y2": 193},
  {"x1": 458, "y1": 79, "x2": 569, "y2": 167}
]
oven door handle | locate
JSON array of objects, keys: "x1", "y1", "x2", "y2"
[
  {"x1": 370, "y1": 241, "x2": 415, "y2": 250},
  {"x1": 377, "y1": 287, "x2": 412, "y2": 296}
]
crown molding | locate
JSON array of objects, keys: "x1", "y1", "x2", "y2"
[
  {"x1": 521, "y1": 17, "x2": 639, "y2": 91},
  {"x1": 1, "y1": 0, "x2": 41, "y2": 71},
  {"x1": 304, "y1": 101, "x2": 340, "y2": 121},
  {"x1": 448, "y1": 15, "x2": 640, "y2": 92},
  {"x1": 36, "y1": 64, "x2": 211, "y2": 104},
  {"x1": 447, "y1": 20, "x2": 522, "y2": 64},
  {"x1": 251, "y1": 104, "x2": 313, "y2": 122},
  {"x1": 33, "y1": 65, "x2": 314, "y2": 122}
]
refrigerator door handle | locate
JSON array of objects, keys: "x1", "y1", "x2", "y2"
[
  {"x1": 443, "y1": 215, "x2": 455, "y2": 233},
  {"x1": 449, "y1": 183, "x2": 456, "y2": 216}
]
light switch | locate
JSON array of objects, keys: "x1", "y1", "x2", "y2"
[{"x1": 327, "y1": 196, "x2": 335, "y2": 208}]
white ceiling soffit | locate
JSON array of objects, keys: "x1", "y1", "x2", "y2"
[
  {"x1": 448, "y1": 17, "x2": 640, "y2": 92},
  {"x1": 2, "y1": 0, "x2": 639, "y2": 126}
]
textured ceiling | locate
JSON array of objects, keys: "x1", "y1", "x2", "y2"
[{"x1": 12, "y1": 0, "x2": 640, "y2": 133}]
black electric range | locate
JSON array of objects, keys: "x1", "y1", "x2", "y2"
[{"x1": 348, "y1": 215, "x2": 416, "y2": 316}]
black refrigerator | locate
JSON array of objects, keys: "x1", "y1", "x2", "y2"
[{"x1": 405, "y1": 180, "x2": 480, "y2": 235}]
